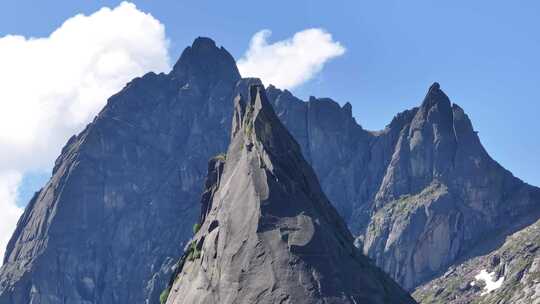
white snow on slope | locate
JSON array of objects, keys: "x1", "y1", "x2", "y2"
[{"x1": 475, "y1": 269, "x2": 504, "y2": 295}]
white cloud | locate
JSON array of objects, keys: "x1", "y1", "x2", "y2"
[
  {"x1": 0, "y1": 172, "x2": 23, "y2": 262},
  {"x1": 237, "y1": 28, "x2": 345, "y2": 89},
  {"x1": 0, "y1": 1, "x2": 170, "y2": 263}
]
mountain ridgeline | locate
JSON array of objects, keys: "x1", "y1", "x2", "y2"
[
  {"x1": 0, "y1": 37, "x2": 539, "y2": 304},
  {"x1": 269, "y1": 81, "x2": 540, "y2": 291}
]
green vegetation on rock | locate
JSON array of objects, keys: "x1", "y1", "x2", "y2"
[
  {"x1": 193, "y1": 223, "x2": 201, "y2": 234},
  {"x1": 160, "y1": 286, "x2": 170, "y2": 304},
  {"x1": 186, "y1": 241, "x2": 201, "y2": 261}
]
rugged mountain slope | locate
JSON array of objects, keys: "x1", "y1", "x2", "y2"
[
  {"x1": 1, "y1": 35, "x2": 538, "y2": 303},
  {"x1": 0, "y1": 37, "x2": 240, "y2": 304},
  {"x1": 267, "y1": 83, "x2": 540, "y2": 291},
  {"x1": 359, "y1": 84, "x2": 540, "y2": 290},
  {"x1": 164, "y1": 85, "x2": 416, "y2": 304},
  {"x1": 414, "y1": 218, "x2": 540, "y2": 304},
  {"x1": 0, "y1": 37, "x2": 372, "y2": 304}
]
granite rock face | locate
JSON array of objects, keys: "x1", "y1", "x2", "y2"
[
  {"x1": 267, "y1": 82, "x2": 540, "y2": 291},
  {"x1": 165, "y1": 85, "x2": 416, "y2": 304},
  {"x1": 266, "y1": 86, "x2": 373, "y2": 221},
  {"x1": 1, "y1": 36, "x2": 538, "y2": 303},
  {"x1": 359, "y1": 84, "x2": 540, "y2": 290},
  {"x1": 0, "y1": 37, "x2": 240, "y2": 304}
]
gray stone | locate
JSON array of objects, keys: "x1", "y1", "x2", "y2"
[
  {"x1": 0, "y1": 37, "x2": 240, "y2": 304},
  {"x1": 414, "y1": 218, "x2": 540, "y2": 304},
  {"x1": 267, "y1": 82, "x2": 540, "y2": 290},
  {"x1": 165, "y1": 85, "x2": 416, "y2": 304},
  {"x1": 1, "y1": 36, "x2": 539, "y2": 304}
]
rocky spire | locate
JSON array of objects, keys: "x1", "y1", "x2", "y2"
[
  {"x1": 361, "y1": 82, "x2": 540, "y2": 292},
  {"x1": 411, "y1": 82, "x2": 454, "y2": 138},
  {"x1": 164, "y1": 85, "x2": 416, "y2": 304}
]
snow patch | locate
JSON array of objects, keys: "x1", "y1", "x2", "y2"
[{"x1": 475, "y1": 269, "x2": 504, "y2": 295}]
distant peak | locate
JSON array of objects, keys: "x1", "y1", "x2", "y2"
[
  {"x1": 343, "y1": 102, "x2": 353, "y2": 115},
  {"x1": 426, "y1": 82, "x2": 444, "y2": 97},
  {"x1": 191, "y1": 37, "x2": 217, "y2": 49},
  {"x1": 171, "y1": 37, "x2": 240, "y2": 87},
  {"x1": 420, "y1": 81, "x2": 451, "y2": 111}
]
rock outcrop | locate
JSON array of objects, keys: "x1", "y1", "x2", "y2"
[{"x1": 164, "y1": 85, "x2": 416, "y2": 304}]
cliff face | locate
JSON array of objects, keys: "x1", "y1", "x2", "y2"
[
  {"x1": 164, "y1": 85, "x2": 416, "y2": 304},
  {"x1": 360, "y1": 84, "x2": 540, "y2": 290},
  {"x1": 267, "y1": 83, "x2": 540, "y2": 290},
  {"x1": 0, "y1": 37, "x2": 240, "y2": 304},
  {"x1": 267, "y1": 86, "x2": 374, "y2": 222}
]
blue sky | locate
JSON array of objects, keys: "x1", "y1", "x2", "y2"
[{"x1": 1, "y1": 0, "x2": 539, "y2": 204}]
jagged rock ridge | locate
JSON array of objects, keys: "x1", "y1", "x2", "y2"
[
  {"x1": 267, "y1": 82, "x2": 540, "y2": 291},
  {"x1": 165, "y1": 85, "x2": 416, "y2": 304}
]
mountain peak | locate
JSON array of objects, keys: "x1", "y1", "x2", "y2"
[
  {"x1": 232, "y1": 84, "x2": 303, "y2": 159},
  {"x1": 232, "y1": 85, "x2": 273, "y2": 133},
  {"x1": 421, "y1": 81, "x2": 451, "y2": 109},
  {"x1": 245, "y1": 84, "x2": 275, "y2": 127},
  {"x1": 191, "y1": 36, "x2": 217, "y2": 49},
  {"x1": 410, "y1": 82, "x2": 454, "y2": 138},
  {"x1": 171, "y1": 38, "x2": 240, "y2": 87},
  {"x1": 164, "y1": 84, "x2": 416, "y2": 304}
]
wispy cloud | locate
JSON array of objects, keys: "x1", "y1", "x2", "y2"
[
  {"x1": 237, "y1": 28, "x2": 345, "y2": 89},
  {"x1": 0, "y1": 1, "x2": 170, "y2": 262}
]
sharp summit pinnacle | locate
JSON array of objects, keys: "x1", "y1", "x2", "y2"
[{"x1": 163, "y1": 85, "x2": 417, "y2": 304}]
